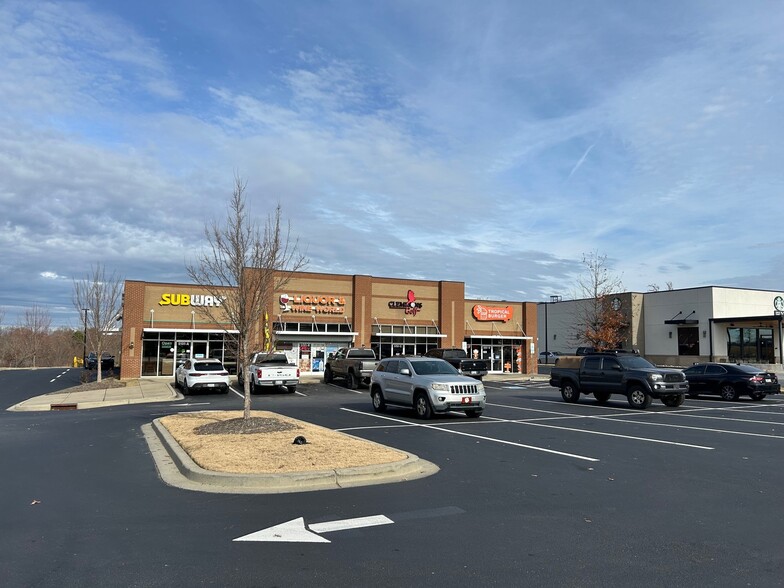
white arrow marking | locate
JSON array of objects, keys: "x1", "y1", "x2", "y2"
[{"x1": 233, "y1": 514, "x2": 394, "y2": 543}]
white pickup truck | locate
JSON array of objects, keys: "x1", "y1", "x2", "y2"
[{"x1": 239, "y1": 352, "x2": 300, "y2": 394}]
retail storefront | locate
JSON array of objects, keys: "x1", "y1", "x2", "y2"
[{"x1": 119, "y1": 273, "x2": 539, "y2": 379}]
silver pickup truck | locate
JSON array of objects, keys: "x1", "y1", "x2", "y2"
[{"x1": 324, "y1": 347, "x2": 379, "y2": 389}]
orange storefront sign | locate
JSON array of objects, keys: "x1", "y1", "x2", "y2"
[{"x1": 472, "y1": 304, "x2": 513, "y2": 322}]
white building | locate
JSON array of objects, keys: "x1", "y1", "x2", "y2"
[{"x1": 537, "y1": 286, "x2": 784, "y2": 367}]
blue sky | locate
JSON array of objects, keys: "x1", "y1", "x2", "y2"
[{"x1": 1, "y1": 0, "x2": 782, "y2": 327}]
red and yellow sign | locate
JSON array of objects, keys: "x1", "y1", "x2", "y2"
[{"x1": 472, "y1": 304, "x2": 513, "y2": 322}]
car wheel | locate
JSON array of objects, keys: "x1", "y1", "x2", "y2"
[
  {"x1": 627, "y1": 385, "x2": 652, "y2": 409},
  {"x1": 594, "y1": 391, "x2": 611, "y2": 404},
  {"x1": 173, "y1": 377, "x2": 179, "y2": 390},
  {"x1": 287, "y1": 385, "x2": 297, "y2": 394},
  {"x1": 561, "y1": 382, "x2": 580, "y2": 403},
  {"x1": 750, "y1": 392, "x2": 767, "y2": 401},
  {"x1": 414, "y1": 392, "x2": 433, "y2": 419},
  {"x1": 324, "y1": 368, "x2": 333, "y2": 384},
  {"x1": 466, "y1": 409, "x2": 483, "y2": 418},
  {"x1": 347, "y1": 372, "x2": 358, "y2": 390},
  {"x1": 371, "y1": 388, "x2": 386, "y2": 412},
  {"x1": 662, "y1": 394, "x2": 685, "y2": 407},
  {"x1": 719, "y1": 383, "x2": 739, "y2": 401},
  {"x1": 182, "y1": 379, "x2": 190, "y2": 396},
  {"x1": 250, "y1": 380, "x2": 258, "y2": 395}
]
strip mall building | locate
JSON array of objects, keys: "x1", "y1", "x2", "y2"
[{"x1": 119, "y1": 271, "x2": 538, "y2": 380}]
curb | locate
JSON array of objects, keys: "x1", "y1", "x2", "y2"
[{"x1": 146, "y1": 418, "x2": 439, "y2": 494}]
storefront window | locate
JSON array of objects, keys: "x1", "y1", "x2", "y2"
[
  {"x1": 727, "y1": 327, "x2": 774, "y2": 363},
  {"x1": 677, "y1": 327, "x2": 699, "y2": 356}
]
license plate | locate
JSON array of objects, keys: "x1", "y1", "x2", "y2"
[
  {"x1": 765, "y1": 378, "x2": 772, "y2": 383},
  {"x1": 207, "y1": 383, "x2": 215, "y2": 387},
  {"x1": 461, "y1": 397, "x2": 472, "y2": 404},
  {"x1": 274, "y1": 380, "x2": 283, "y2": 385}
]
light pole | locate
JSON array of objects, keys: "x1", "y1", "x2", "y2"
[{"x1": 82, "y1": 308, "x2": 89, "y2": 368}]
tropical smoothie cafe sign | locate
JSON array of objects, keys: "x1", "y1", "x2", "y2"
[
  {"x1": 472, "y1": 304, "x2": 513, "y2": 322},
  {"x1": 279, "y1": 294, "x2": 346, "y2": 315}
]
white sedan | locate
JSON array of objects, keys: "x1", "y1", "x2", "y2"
[{"x1": 175, "y1": 358, "x2": 231, "y2": 394}]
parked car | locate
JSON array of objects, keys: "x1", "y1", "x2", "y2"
[
  {"x1": 575, "y1": 347, "x2": 596, "y2": 356},
  {"x1": 238, "y1": 352, "x2": 299, "y2": 394},
  {"x1": 538, "y1": 351, "x2": 561, "y2": 364},
  {"x1": 424, "y1": 348, "x2": 488, "y2": 380},
  {"x1": 682, "y1": 362, "x2": 780, "y2": 401},
  {"x1": 86, "y1": 352, "x2": 115, "y2": 371},
  {"x1": 174, "y1": 358, "x2": 230, "y2": 395},
  {"x1": 324, "y1": 347, "x2": 379, "y2": 389},
  {"x1": 370, "y1": 356, "x2": 486, "y2": 419}
]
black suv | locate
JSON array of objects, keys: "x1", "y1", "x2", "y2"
[{"x1": 86, "y1": 352, "x2": 115, "y2": 371}]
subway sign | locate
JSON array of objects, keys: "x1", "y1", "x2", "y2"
[{"x1": 159, "y1": 293, "x2": 227, "y2": 307}]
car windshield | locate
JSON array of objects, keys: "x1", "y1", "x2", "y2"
[
  {"x1": 257, "y1": 354, "x2": 289, "y2": 364},
  {"x1": 349, "y1": 349, "x2": 376, "y2": 358},
  {"x1": 411, "y1": 360, "x2": 459, "y2": 375},
  {"x1": 617, "y1": 355, "x2": 656, "y2": 369},
  {"x1": 194, "y1": 362, "x2": 225, "y2": 372}
]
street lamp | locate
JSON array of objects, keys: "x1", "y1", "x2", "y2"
[{"x1": 82, "y1": 308, "x2": 89, "y2": 368}]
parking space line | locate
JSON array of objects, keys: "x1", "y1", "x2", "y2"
[
  {"x1": 339, "y1": 408, "x2": 599, "y2": 462},
  {"x1": 613, "y1": 417, "x2": 784, "y2": 439},
  {"x1": 480, "y1": 416, "x2": 714, "y2": 450}
]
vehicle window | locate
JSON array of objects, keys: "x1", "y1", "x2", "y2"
[
  {"x1": 194, "y1": 362, "x2": 225, "y2": 372},
  {"x1": 705, "y1": 365, "x2": 727, "y2": 375},
  {"x1": 732, "y1": 364, "x2": 760, "y2": 374},
  {"x1": 385, "y1": 360, "x2": 400, "y2": 374},
  {"x1": 441, "y1": 350, "x2": 464, "y2": 359},
  {"x1": 349, "y1": 349, "x2": 376, "y2": 358},
  {"x1": 683, "y1": 365, "x2": 705, "y2": 375},
  {"x1": 583, "y1": 357, "x2": 602, "y2": 370},
  {"x1": 375, "y1": 362, "x2": 386, "y2": 372},
  {"x1": 617, "y1": 356, "x2": 656, "y2": 369},
  {"x1": 602, "y1": 358, "x2": 621, "y2": 370},
  {"x1": 258, "y1": 354, "x2": 289, "y2": 364},
  {"x1": 411, "y1": 360, "x2": 459, "y2": 375}
]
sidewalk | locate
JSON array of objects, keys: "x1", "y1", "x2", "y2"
[
  {"x1": 7, "y1": 379, "x2": 182, "y2": 412},
  {"x1": 7, "y1": 372, "x2": 550, "y2": 412}
]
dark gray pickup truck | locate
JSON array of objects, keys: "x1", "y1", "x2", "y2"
[
  {"x1": 424, "y1": 348, "x2": 489, "y2": 380},
  {"x1": 549, "y1": 351, "x2": 689, "y2": 409}
]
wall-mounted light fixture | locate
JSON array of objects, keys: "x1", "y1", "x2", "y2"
[
  {"x1": 702, "y1": 330, "x2": 707, "y2": 338},
  {"x1": 129, "y1": 340, "x2": 135, "y2": 350},
  {"x1": 669, "y1": 331, "x2": 673, "y2": 339}
]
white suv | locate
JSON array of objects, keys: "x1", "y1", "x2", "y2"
[
  {"x1": 174, "y1": 358, "x2": 231, "y2": 394},
  {"x1": 370, "y1": 357, "x2": 486, "y2": 419}
]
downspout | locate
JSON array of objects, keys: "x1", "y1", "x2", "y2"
[{"x1": 708, "y1": 318, "x2": 714, "y2": 362}]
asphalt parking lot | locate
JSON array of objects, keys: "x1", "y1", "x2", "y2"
[{"x1": 4, "y1": 370, "x2": 784, "y2": 587}]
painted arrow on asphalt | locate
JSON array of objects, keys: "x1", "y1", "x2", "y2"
[{"x1": 233, "y1": 514, "x2": 394, "y2": 543}]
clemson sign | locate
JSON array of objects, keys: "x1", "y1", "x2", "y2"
[{"x1": 472, "y1": 304, "x2": 513, "y2": 322}]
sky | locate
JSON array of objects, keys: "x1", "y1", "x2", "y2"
[{"x1": 1, "y1": 0, "x2": 783, "y2": 328}]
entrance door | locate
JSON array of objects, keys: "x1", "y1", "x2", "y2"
[{"x1": 192, "y1": 341, "x2": 207, "y2": 360}]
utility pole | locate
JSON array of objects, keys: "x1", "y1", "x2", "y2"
[{"x1": 82, "y1": 308, "x2": 89, "y2": 368}]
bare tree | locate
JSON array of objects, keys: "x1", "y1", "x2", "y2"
[
  {"x1": 20, "y1": 305, "x2": 52, "y2": 368},
  {"x1": 73, "y1": 264, "x2": 124, "y2": 383},
  {"x1": 187, "y1": 175, "x2": 307, "y2": 423},
  {"x1": 647, "y1": 281, "x2": 674, "y2": 292},
  {"x1": 572, "y1": 251, "x2": 627, "y2": 350}
]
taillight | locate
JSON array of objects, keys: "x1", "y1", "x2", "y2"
[
  {"x1": 296, "y1": 368, "x2": 300, "y2": 377},
  {"x1": 256, "y1": 368, "x2": 263, "y2": 378},
  {"x1": 219, "y1": 371, "x2": 228, "y2": 376},
  {"x1": 190, "y1": 373, "x2": 204, "y2": 377},
  {"x1": 750, "y1": 375, "x2": 764, "y2": 383}
]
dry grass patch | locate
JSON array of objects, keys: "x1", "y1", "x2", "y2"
[{"x1": 159, "y1": 410, "x2": 407, "y2": 474}]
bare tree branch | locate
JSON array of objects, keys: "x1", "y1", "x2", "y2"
[
  {"x1": 572, "y1": 251, "x2": 627, "y2": 350},
  {"x1": 186, "y1": 175, "x2": 307, "y2": 422}
]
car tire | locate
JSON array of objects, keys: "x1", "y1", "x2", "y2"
[
  {"x1": 414, "y1": 392, "x2": 433, "y2": 419},
  {"x1": 594, "y1": 391, "x2": 611, "y2": 404},
  {"x1": 287, "y1": 385, "x2": 297, "y2": 394},
  {"x1": 466, "y1": 409, "x2": 483, "y2": 418},
  {"x1": 662, "y1": 394, "x2": 685, "y2": 407},
  {"x1": 347, "y1": 372, "x2": 358, "y2": 390},
  {"x1": 719, "y1": 383, "x2": 739, "y2": 401},
  {"x1": 182, "y1": 380, "x2": 190, "y2": 396},
  {"x1": 220, "y1": 385, "x2": 229, "y2": 394},
  {"x1": 627, "y1": 385, "x2": 652, "y2": 409},
  {"x1": 750, "y1": 392, "x2": 766, "y2": 401},
  {"x1": 371, "y1": 388, "x2": 386, "y2": 412},
  {"x1": 250, "y1": 380, "x2": 258, "y2": 395},
  {"x1": 324, "y1": 368, "x2": 333, "y2": 384},
  {"x1": 561, "y1": 382, "x2": 580, "y2": 403}
]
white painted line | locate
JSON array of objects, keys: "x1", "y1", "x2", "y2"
[
  {"x1": 609, "y1": 417, "x2": 784, "y2": 440},
  {"x1": 487, "y1": 417, "x2": 713, "y2": 450},
  {"x1": 309, "y1": 514, "x2": 393, "y2": 534},
  {"x1": 659, "y1": 412, "x2": 784, "y2": 427},
  {"x1": 340, "y1": 408, "x2": 599, "y2": 462}
]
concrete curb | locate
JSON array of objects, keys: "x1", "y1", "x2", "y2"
[{"x1": 145, "y1": 418, "x2": 440, "y2": 494}]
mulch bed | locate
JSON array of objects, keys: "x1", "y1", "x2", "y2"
[{"x1": 195, "y1": 417, "x2": 301, "y2": 435}]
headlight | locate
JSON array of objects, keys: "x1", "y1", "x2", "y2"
[
  {"x1": 431, "y1": 383, "x2": 450, "y2": 392},
  {"x1": 648, "y1": 373, "x2": 663, "y2": 382},
  {"x1": 476, "y1": 383, "x2": 485, "y2": 394}
]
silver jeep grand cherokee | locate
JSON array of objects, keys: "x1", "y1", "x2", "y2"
[{"x1": 370, "y1": 357, "x2": 486, "y2": 419}]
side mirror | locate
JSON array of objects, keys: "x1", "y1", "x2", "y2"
[
  {"x1": 399, "y1": 368, "x2": 411, "y2": 376},
  {"x1": 327, "y1": 353, "x2": 334, "y2": 360}
]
